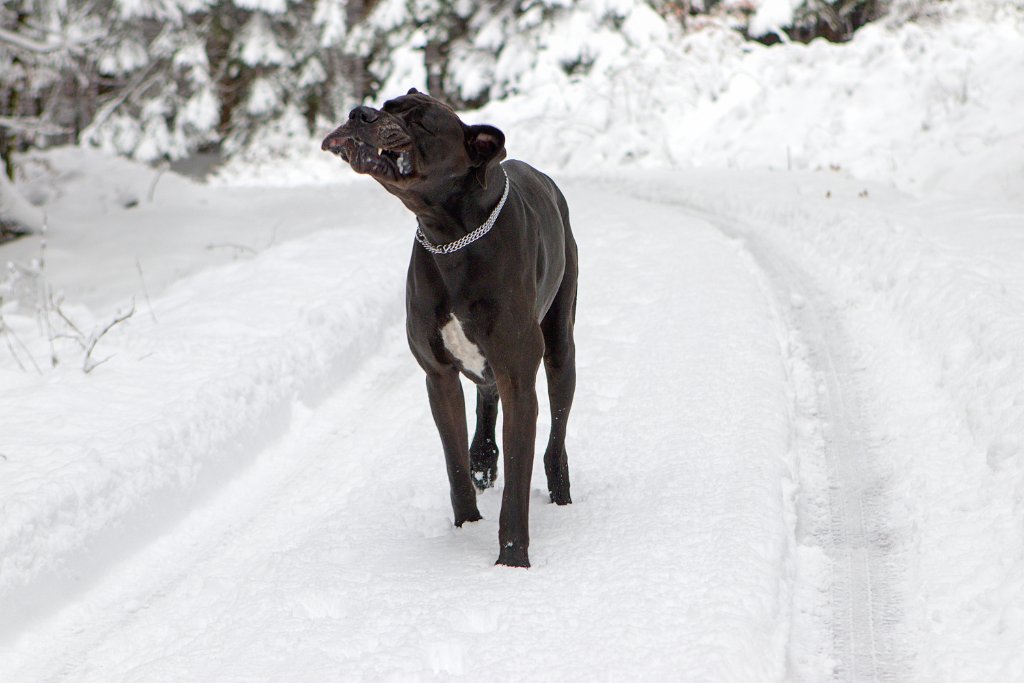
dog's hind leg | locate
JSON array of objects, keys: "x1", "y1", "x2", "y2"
[
  {"x1": 541, "y1": 269, "x2": 577, "y2": 506},
  {"x1": 544, "y1": 296, "x2": 577, "y2": 505},
  {"x1": 425, "y1": 369, "x2": 482, "y2": 527},
  {"x1": 470, "y1": 383, "x2": 500, "y2": 491}
]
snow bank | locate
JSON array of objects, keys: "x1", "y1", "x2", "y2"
[
  {"x1": 479, "y1": 0, "x2": 1024, "y2": 202},
  {"x1": 0, "y1": 153, "x2": 413, "y2": 626},
  {"x1": 1, "y1": 230, "x2": 401, "y2": 600},
  {"x1": 612, "y1": 167, "x2": 1024, "y2": 680},
  {"x1": 626, "y1": 170, "x2": 1023, "y2": 497}
]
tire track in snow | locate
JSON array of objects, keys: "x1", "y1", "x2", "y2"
[
  {"x1": 0, "y1": 319, "x2": 418, "y2": 678},
  {"x1": 0, "y1": 231, "x2": 409, "y2": 647},
  {"x1": 705, "y1": 214, "x2": 908, "y2": 681}
]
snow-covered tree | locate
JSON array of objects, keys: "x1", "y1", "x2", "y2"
[
  {"x1": 0, "y1": 0, "x2": 928, "y2": 205},
  {"x1": 347, "y1": 0, "x2": 679, "y2": 109},
  {"x1": 655, "y1": 0, "x2": 887, "y2": 43},
  {"x1": 207, "y1": 0, "x2": 359, "y2": 161},
  {"x1": 0, "y1": 0, "x2": 95, "y2": 232},
  {"x1": 82, "y1": 1, "x2": 218, "y2": 162}
]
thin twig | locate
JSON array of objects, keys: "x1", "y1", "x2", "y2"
[
  {"x1": 52, "y1": 332, "x2": 87, "y2": 348},
  {"x1": 53, "y1": 298, "x2": 85, "y2": 337},
  {"x1": 1, "y1": 322, "x2": 29, "y2": 372},
  {"x1": 0, "y1": 311, "x2": 42, "y2": 374},
  {"x1": 265, "y1": 222, "x2": 281, "y2": 249},
  {"x1": 147, "y1": 162, "x2": 168, "y2": 203},
  {"x1": 81, "y1": 66, "x2": 159, "y2": 143},
  {"x1": 205, "y1": 242, "x2": 258, "y2": 256},
  {"x1": 36, "y1": 218, "x2": 59, "y2": 367},
  {"x1": 83, "y1": 300, "x2": 135, "y2": 373},
  {"x1": 41, "y1": 282, "x2": 59, "y2": 367},
  {"x1": 3, "y1": 337, "x2": 26, "y2": 371},
  {"x1": 135, "y1": 259, "x2": 158, "y2": 323}
]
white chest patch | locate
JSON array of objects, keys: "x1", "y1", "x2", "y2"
[{"x1": 440, "y1": 314, "x2": 487, "y2": 378}]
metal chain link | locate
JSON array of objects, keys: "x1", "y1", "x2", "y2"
[{"x1": 415, "y1": 168, "x2": 510, "y2": 255}]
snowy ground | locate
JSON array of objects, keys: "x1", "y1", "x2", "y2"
[
  {"x1": 2, "y1": 3, "x2": 1023, "y2": 681},
  {"x1": 2, "y1": 148, "x2": 1021, "y2": 681}
]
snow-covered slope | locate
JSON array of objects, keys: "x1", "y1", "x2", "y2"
[
  {"x1": 219, "y1": 0, "x2": 1024, "y2": 206},
  {"x1": 476, "y1": 0, "x2": 1024, "y2": 203}
]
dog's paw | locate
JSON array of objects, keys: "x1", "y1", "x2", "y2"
[
  {"x1": 470, "y1": 439, "x2": 499, "y2": 491},
  {"x1": 454, "y1": 509, "x2": 483, "y2": 527},
  {"x1": 471, "y1": 466, "x2": 497, "y2": 491},
  {"x1": 549, "y1": 488, "x2": 572, "y2": 506},
  {"x1": 495, "y1": 544, "x2": 530, "y2": 569}
]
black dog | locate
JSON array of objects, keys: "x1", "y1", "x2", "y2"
[{"x1": 322, "y1": 89, "x2": 577, "y2": 568}]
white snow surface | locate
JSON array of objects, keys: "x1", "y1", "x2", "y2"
[
  {"x1": 2, "y1": 4, "x2": 1024, "y2": 681},
  {"x1": 3, "y1": 150, "x2": 804, "y2": 680}
]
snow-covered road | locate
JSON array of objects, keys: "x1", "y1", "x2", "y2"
[
  {"x1": 712, "y1": 210, "x2": 907, "y2": 681},
  {"x1": 2, "y1": 184, "x2": 805, "y2": 680},
  {"x1": 2, "y1": 162, "x2": 1022, "y2": 681}
]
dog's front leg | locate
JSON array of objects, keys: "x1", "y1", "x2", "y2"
[
  {"x1": 494, "y1": 334, "x2": 544, "y2": 568},
  {"x1": 469, "y1": 383, "x2": 500, "y2": 490},
  {"x1": 425, "y1": 370, "x2": 482, "y2": 527}
]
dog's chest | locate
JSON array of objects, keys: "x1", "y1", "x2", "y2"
[{"x1": 440, "y1": 314, "x2": 487, "y2": 380}]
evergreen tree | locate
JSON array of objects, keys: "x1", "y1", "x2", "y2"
[
  {"x1": 82, "y1": 0, "x2": 218, "y2": 161},
  {"x1": 0, "y1": 0, "x2": 920, "y2": 208},
  {"x1": 0, "y1": 0, "x2": 90, "y2": 231}
]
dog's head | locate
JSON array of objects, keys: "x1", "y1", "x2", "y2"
[{"x1": 321, "y1": 89, "x2": 506, "y2": 192}]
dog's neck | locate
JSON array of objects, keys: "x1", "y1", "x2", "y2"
[{"x1": 391, "y1": 165, "x2": 507, "y2": 246}]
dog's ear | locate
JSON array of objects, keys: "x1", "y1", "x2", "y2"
[
  {"x1": 464, "y1": 124, "x2": 507, "y2": 188},
  {"x1": 407, "y1": 87, "x2": 420, "y2": 95}
]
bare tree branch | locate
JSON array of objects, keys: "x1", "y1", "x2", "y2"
[
  {"x1": 81, "y1": 66, "x2": 159, "y2": 143},
  {"x1": 0, "y1": 26, "x2": 65, "y2": 53},
  {"x1": 0, "y1": 25, "x2": 102, "y2": 54},
  {"x1": 0, "y1": 116, "x2": 71, "y2": 136}
]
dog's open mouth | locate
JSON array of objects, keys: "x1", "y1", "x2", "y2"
[{"x1": 325, "y1": 137, "x2": 414, "y2": 179}]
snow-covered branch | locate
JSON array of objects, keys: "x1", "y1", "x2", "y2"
[
  {"x1": 0, "y1": 25, "x2": 99, "y2": 54},
  {"x1": 0, "y1": 26, "x2": 65, "y2": 53},
  {"x1": 0, "y1": 116, "x2": 70, "y2": 136},
  {"x1": 83, "y1": 300, "x2": 136, "y2": 374}
]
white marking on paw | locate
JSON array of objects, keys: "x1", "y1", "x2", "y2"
[{"x1": 440, "y1": 314, "x2": 486, "y2": 378}]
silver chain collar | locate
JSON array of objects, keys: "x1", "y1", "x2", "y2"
[{"x1": 415, "y1": 168, "x2": 510, "y2": 255}]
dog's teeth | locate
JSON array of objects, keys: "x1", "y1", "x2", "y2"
[{"x1": 377, "y1": 147, "x2": 383, "y2": 156}]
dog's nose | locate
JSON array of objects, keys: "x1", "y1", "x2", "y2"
[
  {"x1": 321, "y1": 135, "x2": 339, "y2": 152},
  {"x1": 349, "y1": 106, "x2": 380, "y2": 124}
]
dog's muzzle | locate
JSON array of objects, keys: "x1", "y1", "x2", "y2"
[{"x1": 322, "y1": 108, "x2": 415, "y2": 179}]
